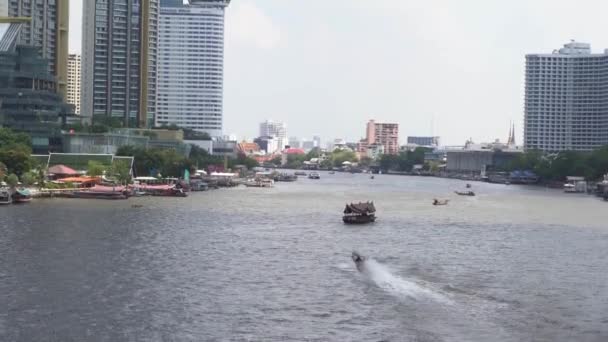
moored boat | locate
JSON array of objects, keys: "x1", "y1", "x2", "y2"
[
  {"x1": 294, "y1": 171, "x2": 307, "y2": 176},
  {"x1": 12, "y1": 189, "x2": 32, "y2": 203},
  {"x1": 0, "y1": 189, "x2": 11, "y2": 205},
  {"x1": 343, "y1": 201, "x2": 376, "y2": 224},
  {"x1": 455, "y1": 191, "x2": 475, "y2": 196},
  {"x1": 244, "y1": 178, "x2": 274, "y2": 188}
]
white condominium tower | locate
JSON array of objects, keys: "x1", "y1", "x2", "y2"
[
  {"x1": 525, "y1": 41, "x2": 608, "y2": 152},
  {"x1": 156, "y1": 0, "x2": 230, "y2": 137},
  {"x1": 67, "y1": 54, "x2": 81, "y2": 114}
]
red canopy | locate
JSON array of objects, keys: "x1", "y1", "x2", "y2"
[{"x1": 48, "y1": 164, "x2": 78, "y2": 175}]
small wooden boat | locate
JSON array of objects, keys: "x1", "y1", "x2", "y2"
[
  {"x1": 455, "y1": 191, "x2": 475, "y2": 196},
  {"x1": 433, "y1": 199, "x2": 449, "y2": 206},
  {"x1": 294, "y1": 171, "x2": 307, "y2": 176},
  {"x1": 329, "y1": 171, "x2": 336, "y2": 175},
  {"x1": 12, "y1": 189, "x2": 32, "y2": 203},
  {"x1": 343, "y1": 201, "x2": 376, "y2": 224},
  {"x1": 0, "y1": 189, "x2": 11, "y2": 205},
  {"x1": 466, "y1": 183, "x2": 472, "y2": 188}
]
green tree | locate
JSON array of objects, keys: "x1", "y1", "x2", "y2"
[
  {"x1": 332, "y1": 150, "x2": 358, "y2": 167},
  {"x1": 0, "y1": 127, "x2": 31, "y2": 148},
  {"x1": 320, "y1": 159, "x2": 333, "y2": 169},
  {"x1": 87, "y1": 160, "x2": 106, "y2": 177},
  {"x1": 0, "y1": 161, "x2": 6, "y2": 179},
  {"x1": 0, "y1": 146, "x2": 33, "y2": 176},
  {"x1": 6, "y1": 173, "x2": 19, "y2": 188},
  {"x1": 110, "y1": 160, "x2": 132, "y2": 185},
  {"x1": 20, "y1": 171, "x2": 37, "y2": 187},
  {"x1": 306, "y1": 147, "x2": 321, "y2": 160},
  {"x1": 358, "y1": 156, "x2": 373, "y2": 167}
]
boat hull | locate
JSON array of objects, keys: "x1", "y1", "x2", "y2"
[
  {"x1": 343, "y1": 215, "x2": 376, "y2": 224},
  {"x1": 70, "y1": 191, "x2": 127, "y2": 200}
]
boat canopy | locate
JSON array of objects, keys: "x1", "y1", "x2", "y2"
[
  {"x1": 344, "y1": 201, "x2": 376, "y2": 214},
  {"x1": 15, "y1": 189, "x2": 31, "y2": 196}
]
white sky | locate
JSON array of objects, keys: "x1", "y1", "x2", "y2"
[{"x1": 69, "y1": 0, "x2": 608, "y2": 145}]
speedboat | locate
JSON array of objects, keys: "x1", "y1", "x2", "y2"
[{"x1": 351, "y1": 252, "x2": 366, "y2": 272}]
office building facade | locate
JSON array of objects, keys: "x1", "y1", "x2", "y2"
[
  {"x1": 81, "y1": 0, "x2": 159, "y2": 127},
  {"x1": 366, "y1": 120, "x2": 399, "y2": 155},
  {"x1": 525, "y1": 41, "x2": 608, "y2": 152},
  {"x1": 7, "y1": 0, "x2": 69, "y2": 95},
  {"x1": 67, "y1": 54, "x2": 81, "y2": 114},
  {"x1": 259, "y1": 120, "x2": 287, "y2": 150},
  {"x1": 156, "y1": 0, "x2": 230, "y2": 137},
  {"x1": 407, "y1": 136, "x2": 440, "y2": 147}
]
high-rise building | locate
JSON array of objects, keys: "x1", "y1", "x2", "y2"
[
  {"x1": 525, "y1": 41, "x2": 608, "y2": 152},
  {"x1": 259, "y1": 120, "x2": 287, "y2": 150},
  {"x1": 6, "y1": 0, "x2": 69, "y2": 96},
  {"x1": 81, "y1": 0, "x2": 159, "y2": 127},
  {"x1": 66, "y1": 54, "x2": 81, "y2": 114},
  {"x1": 366, "y1": 120, "x2": 399, "y2": 155},
  {"x1": 155, "y1": 0, "x2": 230, "y2": 137},
  {"x1": 6, "y1": 0, "x2": 69, "y2": 90},
  {"x1": 407, "y1": 136, "x2": 440, "y2": 147}
]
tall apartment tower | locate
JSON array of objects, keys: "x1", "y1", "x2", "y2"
[
  {"x1": 525, "y1": 41, "x2": 608, "y2": 152},
  {"x1": 156, "y1": 0, "x2": 230, "y2": 137},
  {"x1": 6, "y1": 0, "x2": 69, "y2": 96},
  {"x1": 81, "y1": 0, "x2": 159, "y2": 127},
  {"x1": 366, "y1": 120, "x2": 399, "y2": 155},
  {"x1": 66, "y1": 54, "x2": 81, "y2": 114},
  {"x1": 259, "y1": 120, "x2": 287, "y2": 150}
]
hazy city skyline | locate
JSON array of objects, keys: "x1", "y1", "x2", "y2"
[{"x1": 69, "y1": 0, "x2": 608, "y2": 145}]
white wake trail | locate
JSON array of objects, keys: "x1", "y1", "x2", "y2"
[{"x1": 362, "y1": 259, "x2": 451, "y2": 304}]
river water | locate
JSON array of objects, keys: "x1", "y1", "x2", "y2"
[{"x1": 1, "y1": 172, "x2": 607, "y2": 341}]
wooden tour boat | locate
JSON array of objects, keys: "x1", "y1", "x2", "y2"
[{"x1": 343, "y1": 201, "x2": 376, "y2": 224}]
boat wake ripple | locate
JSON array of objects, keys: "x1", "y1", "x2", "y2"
[{"x1": 362, "y1": 259, "x2": 451, "y2": 304}]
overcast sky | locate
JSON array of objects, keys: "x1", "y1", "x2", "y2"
[{"x1": 69, "y1": 0, "x2": 608, "y2": 145}]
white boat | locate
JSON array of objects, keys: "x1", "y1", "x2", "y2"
[
  {"x1": 0, "y1": 189, "x2": 11, "y2": 205},
  {"x1": 308, "y1": 172, "x2": 320, "y2": 179},
  {"x1": 244, "y1": 179, "x2": 273, "y2": 188}
]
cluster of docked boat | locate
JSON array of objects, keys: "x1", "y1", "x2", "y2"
[{"x1": 0, "y1": 188, "x2": 32, "y2": 205}]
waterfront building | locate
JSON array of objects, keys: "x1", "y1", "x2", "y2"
[
  {"x1": 525, "y1": 41, "x2": 608, "y2": 152},
  {"x1": 6, "y1": 0, "x2": 69, "y2": 96},
  {"x1": 259, "y1": 120, "x2": 287, "y2": 150},
  {"x1": 366, "y1": 144, "x2": 385, "y2": 160},
  {"x1": 67, "y1": 54, "x2": 81, "y2": 114},
  {"x1": 212, "y1": 139, "x2": 238, "y2": 158},
  {"x1": 366, "y1": 120, "x2": 399, "y2": 155},
  {"x1": 81, "y1": 0, "x2": 159, "y2": 127},
  {"x1": 156, "y1": 0, "x2": 230, "y2": 137},
  {"x1": 62, "y1": 128, "x2": 191, "y2": 156},
  {"x1": 254, "y1": 136, "x2": 280, "y2": 154},
  {"x1": 407, "y1": 136, "x2": 440, "y2": 147}
]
